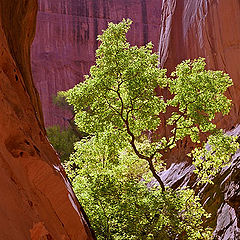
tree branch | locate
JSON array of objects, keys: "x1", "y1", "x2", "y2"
[
  {"x1": 107, "y1": 79, "x2": 166, "y2": 191},
  {"x1": 124, "y1": 116, "x2": 165, "y2": 191}
]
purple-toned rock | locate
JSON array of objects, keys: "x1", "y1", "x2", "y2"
[
  {"x1": 158, "y1": 125, "x2": 240, "y2": 239},
  {"x1": 31, "y1": 0, "x2": 163, "y2": 126}
]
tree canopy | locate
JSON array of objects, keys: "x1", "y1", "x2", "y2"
[{"x1": 59, "y1": 19, "x2": 238, "y2": 239}]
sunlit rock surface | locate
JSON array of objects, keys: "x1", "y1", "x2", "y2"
[
  {"x1": 31, "y1": 0, "x2": 162, "y2": 126},
  {"x1": 0, "y1": 0, "x2": 94, "y2": 239}
]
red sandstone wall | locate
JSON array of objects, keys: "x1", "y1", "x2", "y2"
[
  {"x1": 31, "y1": 0, "x2": 162, "y2": 127},
  {"x1": 159, "y1": 0, "x2": 240, "y2": 130},
  {"x1": 0, "y1": 0, "x2": 94, "y2": 239}
]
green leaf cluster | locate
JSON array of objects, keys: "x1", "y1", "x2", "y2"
[
  {"x1": 66, "y1": 135, "x2": 212, "y2": 240},
  {"x1": 192, "y1": 131, "x2": 239, "y2": 184},
  {"x1": 66, "y1": 19, "x2": 167, "y2": 137},
  {"x1": 167, "y1": 58, "x2": 232, "y2": 143}
]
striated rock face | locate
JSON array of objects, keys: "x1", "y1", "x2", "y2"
[
  {"x1": 159, "y1": 1, "x2": 240, "y2": 239},
  {"x1": 0, "y1": 0, "x2": 94, "y2": 239},
  {"x1": 159, "y1": 126, "x2": 240, "y2": 239},
  {"x1": 31, "y1": 0, "x2": 163, "y2": 127},
  {"x1": 159, "y1": 0, "x2": 240, "y2": 130}
]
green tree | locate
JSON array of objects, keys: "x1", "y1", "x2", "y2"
[
  {"x1": 63, "y1": 19, "x2": 238, "y2": 239},
  {"x1": 67, "y1": 134, "x2": 212, "y2": 239}
]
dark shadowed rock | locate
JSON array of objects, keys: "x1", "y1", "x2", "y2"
[{"x1": 158, "y1": 126, "x2": 240, "y2": 239}]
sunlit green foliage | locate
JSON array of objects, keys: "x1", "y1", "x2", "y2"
[
  {"x1": 167, "y1": 58, "x2": 232, "y2": 143},
  {"x1": 66, "y1": 19, "x2": 167, "y2": 137},
  {"x1": 61, "y1": 19, "x2": 238, "y2": 239},
  {"x1": 192, "y1": 131, "x2": 239, "y2": 184},
  {"x1": 66, "y1": 135, "x2": 212, "y2": 240}
]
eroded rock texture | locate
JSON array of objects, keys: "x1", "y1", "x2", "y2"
[
  {"x1": 0, "y1": 0, "x2": 94, "y2": 239},
  {"x1": 159, "y1": 157, "x2": 240, "y2": 240},
  {"x1": 31, "y1": 0, "x2": 162, "y2": 127}
]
